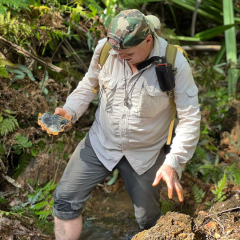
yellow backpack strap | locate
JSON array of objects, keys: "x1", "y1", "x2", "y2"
[
  {"x1": 174, "y1": 45, "x2": 190, "y2": 63},
  {"x1": 92, "y1": 41, "x2": 111, "y2": 94},
  {"x1": 166, "y1": 44, "x2": 178, "y2": 67},
  {"x1": 166, "y1": 90, "x2": 176, "y2": 145},
  {"x1": 165, "y1": 44, "x2": 178, "y2": 145}
]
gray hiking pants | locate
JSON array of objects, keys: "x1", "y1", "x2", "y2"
[{"x1": 53, "y1": 134, "x2": 166, "y2": 229}]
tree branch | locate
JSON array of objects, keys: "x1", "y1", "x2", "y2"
[{"x1": 0, "y1": 36, "x2": 62, "y2": 73}]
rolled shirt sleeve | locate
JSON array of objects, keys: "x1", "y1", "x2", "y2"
[
  {"x1": 63, "y1": 38, "x2": 107, "y2": 123},
  {"x1": 162, "y1": 55, "x2": 201, "y2": 179},
  {"x1": 61, "y1": 36, "x2": 200, "y2": 179}
]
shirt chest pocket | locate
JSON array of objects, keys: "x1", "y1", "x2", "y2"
[
  {"x1": 99, "y1": 70, "x2": 117, "y2": 113},
  {"x1": 137, "y1": 85, "x2": 169, "y2": 118}
]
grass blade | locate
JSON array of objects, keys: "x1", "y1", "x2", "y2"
[
  {"x1": 213, "y1": 42, "x2": 226, "y2": 65},
  {"x1": 223, "y1": 0, "x2": 239, "y2": 98},
  {"x1": 195, "y1": 24, "x2": 235, "y2": 40},
  {"x1": 168, "y1": 4, "x2": 179, "y2": 34}
]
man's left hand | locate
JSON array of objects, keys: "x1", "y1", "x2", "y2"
[{"x1": 152, "y1": 165, "x2": 184, "y2": 202}]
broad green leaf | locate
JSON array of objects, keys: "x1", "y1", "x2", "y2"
[
  {"x1": 89, "y1": 4, "x2": 98, "y2": 16},
  {"x1": 214, "y1": 42, "x2": 226, "y2": 65},
  {"x1": 36, "y1": 32, "x2": 40, "y2": 41},
  {"x1": 0, "y1": 68, "x2": 9, "y2": 78},
  {"x1": 223, "y1": 0, "x2": 239, "y2": 98},
  {"x1": 168, "y1": 36, "x2": 200, "y2": 41},
  {"x1": 0, "y1": 6, "x2": 7, "y2": 16},
  {"x1": 168, "y1": 4, "x2": 179, "y2": 34},
  {"x1": 195, "y1": 24, "x2": 235, "y2": 40},
  {"x1": 87, "y1": 31, "x2": 93, "y2": 50}
]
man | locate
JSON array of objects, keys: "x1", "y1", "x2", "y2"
[{"x1": 53, "y1": 9, "x2": 201, "y2": 240}]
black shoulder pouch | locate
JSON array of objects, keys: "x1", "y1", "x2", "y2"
[
  {"x1": 137, "y1": 56, "x2": 175, "y2": 92},
  {"x1": 155, "y1": 57, "x2": 175, "y2": 92}
]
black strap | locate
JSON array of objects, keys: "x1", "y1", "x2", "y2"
[{"x1": 137, "y1": 56, "x2": 166, "y2": 71}]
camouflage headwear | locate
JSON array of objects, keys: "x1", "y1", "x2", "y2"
[{"x1": 107, "y1": 9, "x2": 161, "y2": 50}]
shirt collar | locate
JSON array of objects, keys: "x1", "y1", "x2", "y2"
[
  {"x1": 149, "y1": 36, "x2": 160, "y2": 59},
  {"x1": 109, "y1": 48, "x2": 118, "y2": 55}
]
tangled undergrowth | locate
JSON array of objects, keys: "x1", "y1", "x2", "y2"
[{"x1": 0, "y1": 1, "x2": 239, "y2": 239}]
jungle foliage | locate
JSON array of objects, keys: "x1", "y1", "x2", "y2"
[{"x1": 0, "y1": 0, "x2": 239, "y2": 237}]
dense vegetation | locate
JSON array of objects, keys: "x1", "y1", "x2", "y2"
[{"x1": 0, "y1": 0, "x2": 239, "y2": 238}]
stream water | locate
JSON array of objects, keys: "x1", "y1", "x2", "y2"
[
  {"x1": 77, "y1": 176, "x2": 197, "y2": 239},
  {"x1": 80, "y1": 185, "x2": 140, "y2": 240},
  {"x1": 81, "y1": 219, "x2": 139, "y2": 240}
]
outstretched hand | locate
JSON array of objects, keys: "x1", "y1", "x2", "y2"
[
  {"x1": 55, "y1": 108, "x2": 72, "y2": 121},
  {"x1": 152, "y1": 164, "x2": 184, "y2": 202}
]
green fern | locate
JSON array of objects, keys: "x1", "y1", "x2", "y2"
[
  {"x1": 13, "y1": 134, "x2": 32, "y2": 154},
  {"x1": 187, "y1": 146, "x2": 223, "y2": 184},
  {"x1": 0, "y1": 67, "x2": 9, "y2": 78},
  {"x1": 35, "y1": 209, "x2": 52, "y2": 220},
  {"x1": 0, "y1": 0, "x2": 30, "y2": 16},
  {"x1": 31, "y1": 201, "x2": 48, "y2": 211},
  {"x1": 192, "y1": 184, "x2": 206, "y2": 203},
  {"x1": 0, "y1": 114, "x2": 19, "y2": 136},
  {"x1": 41, "y1": 180, "x2": 57, "y2": 195},
  {"x1": 13, "y1": 140, "x2": 37, "y2": 178},
  {"x1": 14, "y1": 153, "x2": 31, "y2": 179},
  {"x1": 30, "y1": 189, "x2": 43, "y2": 206},
  {"x1": 11, "y1": 180, "x2": 57, "y2": 221},
  {"x1": 212, "y1": 173, "x2": 227, "y2": 202},
  {"x1": 160, "y1": 199, "x2": 174, "y2": 215},
  {"x1": 225, "y1": 163, "x2": 240, "y2": 187},
  {"x1": 30, "y1": 180, "x2": 56, "y2": 220},
  {"x1": 0, "y1": 11, "x2": 32, "y2": 44}
]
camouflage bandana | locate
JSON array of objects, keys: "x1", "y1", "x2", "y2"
[{"x1": 107, "y1": 9, "x2": 161, "y2": 50}]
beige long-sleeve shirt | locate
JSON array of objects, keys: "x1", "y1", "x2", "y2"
[{"x1": 63, "y1": 36, "x2": 201, "y2": 178}]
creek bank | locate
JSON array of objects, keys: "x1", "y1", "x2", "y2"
[{"x1": 133, "y1": 193, "x2": 240, "y2": 240}]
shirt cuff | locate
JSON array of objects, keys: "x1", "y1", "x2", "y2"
[
  {"x1": 162, "y1": 154, "x2": 186, "y2": 179},
  {"x1": 63, "y1": 107, "x2": 76, "y2": 122}
]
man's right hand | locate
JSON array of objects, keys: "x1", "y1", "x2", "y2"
[{"x1": 55, "y1": 108, "x2": 72, "y2": 121}]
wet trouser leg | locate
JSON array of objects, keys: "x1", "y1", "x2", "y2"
[
  {"x1": 53, "y1": 134, "x2": 111, "y2": 219},
  {"x1": 116, "y1": 149, "x2": 165, "y2": 230},
  {"x1": 53, "y1": 134, "x2": 165, "y2": 230}
]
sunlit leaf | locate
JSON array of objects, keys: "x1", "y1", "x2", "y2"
[{"x1": 195, "y1": 24, "x2": 235, "y2": 40}]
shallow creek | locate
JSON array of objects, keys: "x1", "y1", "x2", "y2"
[{"x1": 80, "y1": 184, "x2": 140, "y2": 239}]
